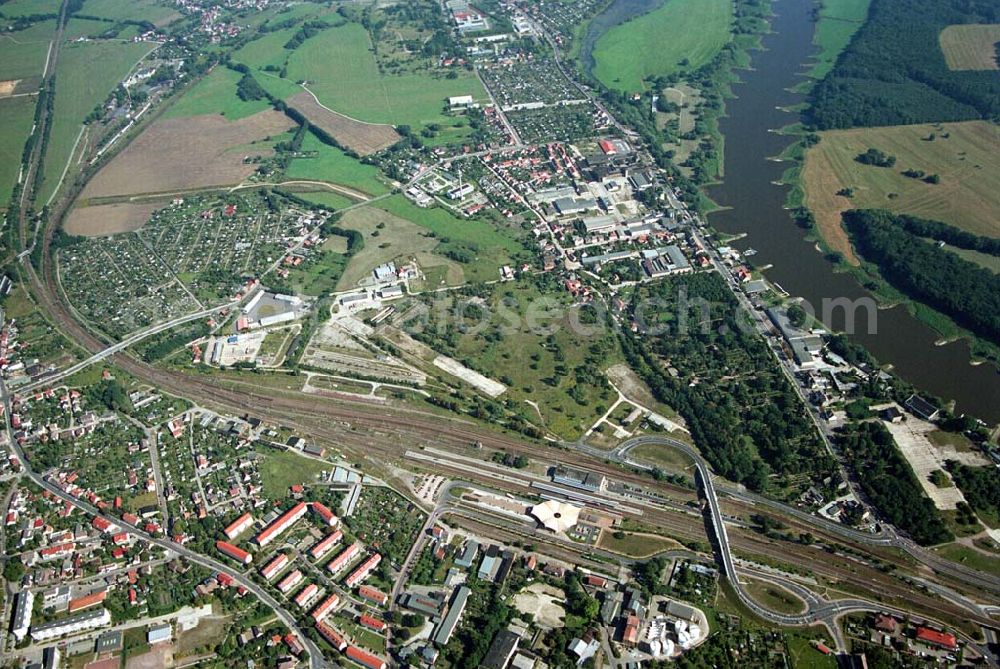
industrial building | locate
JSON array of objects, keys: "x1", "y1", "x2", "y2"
[{"x1": 432, "y1": 586, "x2": 470, "y2": 646}]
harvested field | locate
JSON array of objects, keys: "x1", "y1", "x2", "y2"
[
  {"x1": 288, "y1": 91, "x2": 399, "y2": 156},
  {"x1": 64, "y1": 202, "x2": 159, "y2": 236},
  {"x1": 81, "y1": 110, "x2": 294, "y2": 200},
  {"x1": 939, "y1": 24, "x2": 1000, "y2": 71},
  {"x1": 801, "y1": 120, "x2": 1000, "y2": 264}
]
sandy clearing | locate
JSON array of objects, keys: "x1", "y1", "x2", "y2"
[
  {"x1": 64, "y1": 201, "x2": 160, "y2": 236},
  {"x1": 81, "y1": 110, "x2": 294, "y2": 200},
  {"x1": 288, "y1": 91, "x2": 400, "y2": 156},
  {"x1": 0, "y1": 79, "x2": 20, "y2": 97},
  {"x1": 513, "y1": 583, "x2": 566, "y2": 629},
  {"x1": 433, "y1": 355, "x2": 506, "y2": 397}
]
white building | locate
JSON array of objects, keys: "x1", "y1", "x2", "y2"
[
  {"x1": 11, "y1": 590, "x2": 34, "y2": 642},
  {"x1": 31, "y1": 608, "x2": 111, "y2": 642}
]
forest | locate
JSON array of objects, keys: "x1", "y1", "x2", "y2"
[
  {"x1": 844, "y1": 209, "x2": 1000, "y2": 345},
  {"x1": 808, "y1": 0, "x2": 1000, "y2": 129},
  {"x1": 883, "y1": 213, "x2": 1000, "y2": 257},
  {"x1": 619, "y1": 273, "x2": 836, "y2": 495},
  {"x1": 836, "y1": 422, "x2": 952, "y2": 546}
]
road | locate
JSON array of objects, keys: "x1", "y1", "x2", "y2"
[
  {"x1": 20, "y1": 301, "x2": 235, "y2": 393},
  {"x1": 605, "y1": 434, "x2": 999, "y2": 660}
]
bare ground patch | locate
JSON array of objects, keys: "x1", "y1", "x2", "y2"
[
  {"x1": 81, "y1": 110, "x2": 294, "y2": 200},
  {"x1": 939, "y1": 24, "x2": 1000, "y2": 71},
  {"x1": 0, "y1": 79, "x2": 19, "y2": 97},
  {"x1": 883, "y1": 418, "x2": 968, "y2": 511},
  {"x1": 64, "y1": 201, "x2": 160, "y2": 236},
  {"x1": 288, "y1": 91, "x2": 400, "y2": 156}
]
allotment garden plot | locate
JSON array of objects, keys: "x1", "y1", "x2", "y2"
[{"x1": 58, "y1": 194, "x2": 322, "y2": 339}]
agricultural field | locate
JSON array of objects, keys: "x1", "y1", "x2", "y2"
[
  {"x1": 39, "y1": 38, "x2": 155, "y2": 204},
  {"x1": 939, "y1": 24, "x2": 1000, "y2": 71},
  {"x1": 285, "y1": 91, "x2": 400, "y2": 156},
  {"x1": 286, "y1": 134, "x2": 389, "y2": 195},
  {"x1": 63, "y1": 201, "x2": 159, "y2": 236},
  {"x1": 801, "y1": 120, "x2": 1000, "y2": 263},
  {"x1": 0, "y1": 19, "x2": 55, "y2": 83},
  {"x1": 808, "y1": 0, "x2": 872, "y2": 79},
  {"x1": 0, "y1": 0, "x2": 60, "y2": 16},
  {"x1": 79, "y1": 110, "x2": 294, "y2": 200},
  {"x1": 164, "y1": 67, "x2": 273, "y2": 121},
  {"x1": 591, "y1": 0, "x2": 733, "y2": 91},
  {"x1": 78, "y1": 0, "x2": 182, "y2": 27},
  {"x1": 283, "y1": 22, "x2": 484, "y2": 131},
  {"x1": 0, "y1": 95, "x2": 35, "y2": 207}
]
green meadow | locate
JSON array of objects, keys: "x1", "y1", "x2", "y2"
[
  {"x1": 286, "y1": 134, "x2": 390, "y2": 196},
  {"x1": 592, "y1": 0, "x2": 733, "y2": 91},
  {"x1": 39, "y1": 39, "x2": 155, "y2": 204},
  {"x1": 0, "y1": 95, "x2": 37, "y2": 208},
  {"x1": 164, "y1": 67, "x2": 272, "y2": 120},
  {"x1": 283, "y1": 22, "x2": 484, "y2": 130},
  {"x1": 808, "y1": 0, "x2": 871, "y2": 79}
]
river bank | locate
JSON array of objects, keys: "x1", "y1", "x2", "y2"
[{"x1": 704, "y1": 0, "x2": 1000, "y2": 423}]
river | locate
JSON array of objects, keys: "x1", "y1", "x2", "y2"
[
  {"x1": 580, "y1": 0, "x2": 1000, "y2": 421},
  {"x1": 702, "y1": 0, "x2": 1000, "y2": 422}
]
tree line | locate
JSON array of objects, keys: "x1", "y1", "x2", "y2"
[{"x1": 844, "y1": 209, "x2": 1000, "y2": 345}]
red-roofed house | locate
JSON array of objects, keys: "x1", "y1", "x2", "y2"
[
  {"x1": 345, "y1": 554, "x2": 381, "y2": 588},
  {"x1": 277, "y1": 569, "x2": 304, "y2": 594},
  {"x1": 346, "y1": 645, "x2": 387, "y2": 669},
  {"x1": 357, "y1": 585, "x2": 388, "y2": 607},
  {"x1": 216, "y1": 540, "x2": 252, "y2": 565},
  {"x1": 310, "y1": 530, "x2": 343, "y2": 560},
  {"x1": 310, "y1": 502, "x2": 338, "y2": 527},
  {"x1": 311, "y1": 593, "x2": 340, "y2": 622},
  {"x1": 316, "y1": 621, "x2": 347, "y2": 651},
  {"x1": 326, "y1": 542, "x2": 361, "y2": 575},
  {"x1": 916, "y1": 627, "x2": 957, "y2": 650},
  {"x1": 358, "y1": 614, "x2": 387, "y2": 633},
  {"x1": 260, "y1": 553, "x2": 289, "y2": 581},
  {"x1": 68, "y1": 590, "x2": 107, "y2": 613},
  {"x1": 224, "y1": 512, "x2": 254, "y2": 540},
  {"x1": 294, "y1": 583, "x2": 319, "y2": 609}
]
